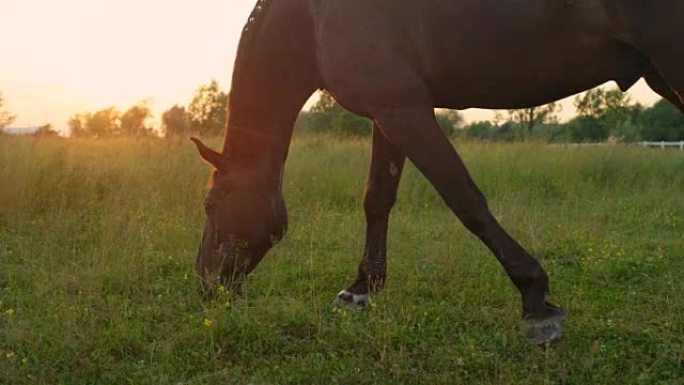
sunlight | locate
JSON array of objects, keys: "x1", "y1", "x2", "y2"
[{"x1": 0, "y1": 0, "x2": 254, "y2": 133}]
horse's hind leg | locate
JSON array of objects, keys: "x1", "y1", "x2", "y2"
[
  {"x1": 371, "y1": 104, "x2": 564, "y2": 344},
  {"x1": 334, "y1": 122, "x2": 406, "y2": 308},
  {"x1": 641, "y1": 32, "x2": 684, "y2": 106},
  {"x1": 644, "y1": 65, "x2": 684, "y2": 113}
]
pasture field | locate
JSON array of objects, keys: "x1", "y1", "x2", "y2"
[{"x1": 0, "y1": 134, "x2": 683, "y2": 384}]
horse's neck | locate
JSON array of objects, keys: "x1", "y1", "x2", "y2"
[{"x1": 221, "y1": 0, "x2": 320, "y2": 180}]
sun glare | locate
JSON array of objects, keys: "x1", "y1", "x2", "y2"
[{"x1": 1, "y1": 0, "x2": 254, "y2": 133}]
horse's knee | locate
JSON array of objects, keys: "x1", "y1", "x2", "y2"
[{"x1": 363, "y1": 184, "x2": 397, "y2": 221}]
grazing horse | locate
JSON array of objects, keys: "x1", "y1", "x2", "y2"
[{"x1": 191, "y1": 0, "x2": 684, "y2": 343}]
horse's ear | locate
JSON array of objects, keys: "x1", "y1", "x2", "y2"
[{"x1": 191, "y1": 137, "x2": 227, "y2": 171}]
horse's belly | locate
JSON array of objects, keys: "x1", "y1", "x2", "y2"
[
  {"x1": 415, "y1": 1, "x2": 647, "y2": 108},
  {"x1": 425, "y1": 40, "x2": 646, "y2": 109}
]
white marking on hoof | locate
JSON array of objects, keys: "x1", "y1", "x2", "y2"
[
  {"x1": 333, "y1": 290, "x2": 371, "y2": 309},
  {"x1": 523, "y1": 312, "x2": 565, "y2": 345}
]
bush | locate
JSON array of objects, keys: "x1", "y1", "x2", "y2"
[
  {"x1": 638, "y1": 100, "x2": 684, "y2": 141},
  {"x1": 566, "y1": 116, "x2": 610, "y2": 142}
]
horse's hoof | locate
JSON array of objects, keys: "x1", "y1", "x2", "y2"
[
  {"x1": 523, "y1": 306, "x2": 565, "y2": 345},
  {"x1": 332, "y1": 290, "x2": 371, "y2": 309}
]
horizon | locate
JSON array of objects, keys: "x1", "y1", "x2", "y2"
[{"x1": 1, "y1": 0, "x2": 662, "y2": 135}]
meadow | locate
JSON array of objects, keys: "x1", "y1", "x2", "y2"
[{"x1": 0, "y1": 134, "x2": 682, "y2": 384}]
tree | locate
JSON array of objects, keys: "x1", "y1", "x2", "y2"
[
  {"x1": 187, "y1": 80, "x2": 228, "y2": 136},
  {"x1": 461, "y1": 121, "x2": 499, "y2": 140},
  {"x1": 85, "y1": 107, "x2": 120, "y2": 137},
  {"x1": 574, "y1": 87, "x2": 629, "y2": 117},
  {"x1": 0, "y1": 92, "x2": 16, "y2": 130},
  {"x1": 162, "y1": 105, "x2": 190, "y2": 138},
  {"x1": 68, "y1": 114, "x2": 87, "y2": 137},
  {"x1": 33, "y1": 124, "x2": 59, "y2": 137},
  {"x1": 638, "y1": 99, "x2": 684, "y2": 141},
  {"x1": 308, "y1": 91, "x2": 371, "y2": 137},
  {"x1": 308, "y1": 90, "x2": 341, "y2": 134},
  {"x1": 332, "y1": 110, "x2": 372, "y2": 137},
  {"x1": 69, "y1": 104, "x2": 149, "y2": 138},
  {"x1": 566, "y1": 115, "x2": 609, "y2": 142},
  {"x1": 310, "y1": 90, "x2": 337, "y2": 115},
  {"x1": 507, "y1": 102, "x2": 561, "y2": 139},
  {"x1": 573, "y1": 86, "x2": 639, "y2": 141},
  {"x1": 120, "y1": 102, "x2": 152, "y2": 136},
  {"x1": 435, "y1": 109, "x2": 464, "y2": 138}
]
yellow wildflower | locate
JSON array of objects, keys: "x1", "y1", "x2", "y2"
[
  {"x1": 217, "y1": 285, "x2": 229, "y2": 295},
  {"x1": 5, "y1": 308, "x2": 14, "y2": 317},
  {"x1": 6, "y1": 351, "x2": 14, "y2": 360},
  {"x1": 203, "y1": 318, "x2": 214, "y2": 328}
]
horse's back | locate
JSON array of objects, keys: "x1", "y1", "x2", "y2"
[{"x1": 314, "y1": 0, "x2": 678, "y2": 111}]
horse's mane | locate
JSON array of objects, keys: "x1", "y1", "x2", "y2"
[
  {"x1": 231, "y1": 0, "x2": 274, "y2": 96},
  {"x1": 223, "y1": 0, "x2": 277, "y2": 157}
]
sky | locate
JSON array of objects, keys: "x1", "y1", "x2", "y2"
[{"x1": 0, "y1": 0, "x2": 662, "y2": 134}]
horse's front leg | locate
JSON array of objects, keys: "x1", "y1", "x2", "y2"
[
  {"x1": 370, "y1": 103, "x2": 564, "y2": 344},
  {"x1": 334, "y1": 122, "x2": 405, "y2": 309}
]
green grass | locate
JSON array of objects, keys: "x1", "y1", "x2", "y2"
[{"x1": 0, "y1": 135, "x2": 683, "y2": 384}]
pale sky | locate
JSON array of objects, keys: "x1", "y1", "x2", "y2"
[{"x1": 1, "y1": 0, "x2": 662, "y2": 134}]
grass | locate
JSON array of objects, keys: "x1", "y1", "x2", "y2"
[{"x1": 0, "y1": 134, "x2": 682, "y2": 384}]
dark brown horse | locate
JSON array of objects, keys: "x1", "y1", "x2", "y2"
[{"x1": 191, "y1": 0, "x2": 684, "y2": 344}]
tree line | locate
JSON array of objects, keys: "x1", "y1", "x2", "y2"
[
  {"x1": 2, "y1": 83, "x2": 684, "y2": 142},
  {"x1": 298, "y1": 87, "x2": 684, "y2": 142},
  {"x1": 67, "y1": 80, "x2": 228, "y2": 138},
  {"x1": 0, "y1": 82, "x2": 228, "y2": 138}
]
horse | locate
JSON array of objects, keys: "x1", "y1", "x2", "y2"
[{"x1": 190, "y1": 0, "x2": 684, "y2": 344}]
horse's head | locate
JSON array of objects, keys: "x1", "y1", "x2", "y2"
[{"x1": 191, "y1": 137, "x2": 286, "y2": 297}]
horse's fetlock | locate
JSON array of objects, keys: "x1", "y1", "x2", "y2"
[{"x1": 363, "y1": 258, "x2": 386, "y2": 278}]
